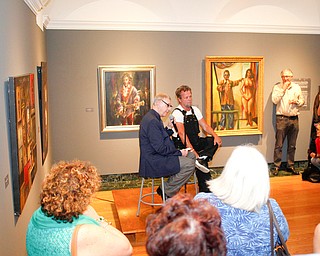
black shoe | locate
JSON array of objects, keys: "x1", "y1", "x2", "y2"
[
  {"x1": 195, "y1": 159, "x2": 210, "y2": 173},
  {"x1": 272, "y1": 167, "x2": 279, "y2": 176},
  {"x1": 287, "y1": 167, "x2": 300, "y2": 175},
  {"x1": 156, "y1": 187, "x2": 170, "y2": 200}
]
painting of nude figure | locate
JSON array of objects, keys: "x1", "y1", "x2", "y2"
[{"x1": 205, "y1": 56, "x2": 264, "y2": 136}]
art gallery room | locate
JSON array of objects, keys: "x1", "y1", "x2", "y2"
[{"x1": 2, "y1": 0, "x2": 320, "y2": 255}]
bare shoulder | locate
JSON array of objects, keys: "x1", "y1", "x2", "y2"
[{"x1": 75, "y1": 224, "x2": 132, "y2": 256}]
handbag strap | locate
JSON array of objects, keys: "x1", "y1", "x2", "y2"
[
  {"x1": 267, "y1": 200, "x2": 290, "y2": 255},
  {"x1": 268, "y1": 200, "x2": 275, "y2": 256}
]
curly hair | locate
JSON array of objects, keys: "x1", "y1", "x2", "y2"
[
  {"x1": 40, "y1": 160, "x2": 101, "y2": 223},
  {"x1": 145, "y1": 193, "x2": 226, "y2": 256}
]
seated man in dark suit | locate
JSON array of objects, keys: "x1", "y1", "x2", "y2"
[{"x1": 139, "y1": 93, "x2": 196, "y2": 199}]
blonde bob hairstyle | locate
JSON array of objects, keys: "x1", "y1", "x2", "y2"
[
  {"x1": 40, "y1": 160, "x2": 101, "y2": 222},
  {"x1": 207, "y1": 144, "x2": 270, "y2": 213}
]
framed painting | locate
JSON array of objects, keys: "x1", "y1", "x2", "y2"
[
  {"x1": 98, "y1": 65, "x2": 156, "y2": 132},
  {"x1": 205, "y1": 56, "x2": 264, "y2": 136},
  {"x1": 37, "y1": 62, "x2": 49, "y2": 164},
  {"x1": 7, "y1": 74, "x2": 37, "y2": 221}
]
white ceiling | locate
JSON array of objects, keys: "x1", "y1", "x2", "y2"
[{"x1": 25, "y1": 0, "x2": 320, "y2": 34}]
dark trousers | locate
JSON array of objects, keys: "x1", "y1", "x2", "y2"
[
  {"x1": 194, "y1": 137, "x2": 219, "y2": 192},
  {"x1": 274, "y1": 115, "x2": 299, "y2": 168}
]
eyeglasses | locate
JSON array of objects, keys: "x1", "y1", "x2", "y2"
[{"x1": 161, "y1": 99, "x2": 173, "y2": 108}]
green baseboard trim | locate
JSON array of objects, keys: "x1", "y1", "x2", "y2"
[{"x1": 100, "y1": 161, "x2": 308, "y2": 191}]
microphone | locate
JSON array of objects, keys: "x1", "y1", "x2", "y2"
[{"x1": 169, "y1": 114, "x2": 174, "y2": 123}]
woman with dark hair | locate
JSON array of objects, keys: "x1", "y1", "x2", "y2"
[
  {"x1": 26, "y1": 160, "x2": 132, "y2": 256},
  {"x1": 145, "y1": 193, "x2": 226, "y2": 256}
]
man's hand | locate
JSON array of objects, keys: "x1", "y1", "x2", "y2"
[
  {"x1": 214, "y1": 135, "x2": 222, "y2": 146},
  {"x1": 180, "y1": 148, "x2": 189, "y2": 157}
]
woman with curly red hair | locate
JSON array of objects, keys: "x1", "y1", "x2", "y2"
[{"x1": 26, "y1": 160, "x2": 132, "y2": 256}]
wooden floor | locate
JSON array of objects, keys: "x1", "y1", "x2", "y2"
[{"x1": 91, "y1": 175, "x2": 320, "y2": 255}]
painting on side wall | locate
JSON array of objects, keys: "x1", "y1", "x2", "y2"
[
  {"x1": 205, "y1": 56, "x2": 264, "y2": 136},
  {"x1": 98, "y1": 65, "x2": 156, "y2": 132},
  {"x1": 7, "y1": 74, "x2": 37, "y2": 221},
  {"x1": 37, "y1": 62, "x2": 49, "y2": 164}
]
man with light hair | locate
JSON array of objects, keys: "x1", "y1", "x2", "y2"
[
  {"x1": 139, "y1": 93, "x2": 196, "y2": 199},
  {"x1": 271, "y1": 68, "x2": 304, "y2": 176}
]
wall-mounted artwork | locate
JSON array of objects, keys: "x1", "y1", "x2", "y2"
[
  {"x1": 37, "y1": 62, "x2": 49, "y2": 164},
  {"x1": 292, "y1": 78, "x2": 311, "y2": 111},
  {"x1": 205, "y1": 56, "x2": 264, "y2": 136},
  {"x1": 98, "y1": 65, "x2": 156, "y2": 132},
  {"x1": 7, "y1": 74, "x2": 37, "y2": 220}
]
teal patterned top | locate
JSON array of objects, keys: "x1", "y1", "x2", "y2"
[
  {"x1": 194, "y1": 194, "x2": 289, "y2": 256},
  {"x1": 26, "y1": 207, "x2": 100, "y2": 256}
]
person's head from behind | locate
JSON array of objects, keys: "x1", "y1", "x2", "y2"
[
  {"x1": 207, "y1": 144, "x2": 270, "y2": 213},
  {"x1": 40, "y1": 160, "x2": 101, "y2": 223},
  {"x1": 145, "y1": 193, "x2": 226, "y2": 256},
  {"x1": 175, "y1": 85, "x2": 192, "y2": 109}
]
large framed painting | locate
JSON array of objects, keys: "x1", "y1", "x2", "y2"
[
  {"x1": 7, "y1": 74, "x2": 37, "y2": 221},
  {"x1": 205, "y1": 56, "x2": 264, "y2": 136},
  {"x1": 98, "y1": 65, "x2": 156, "y2": 132},
  {"x1": 37, "y1": 62, "x2": 49, "y2": 164}
]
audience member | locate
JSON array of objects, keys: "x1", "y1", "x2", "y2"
[
  {"x1": 271, "y1": 68, "x2": 304, "y2": 176},
  {"x1": 26, "y1": 160, "x2": 132, "y2": 256},
  {"x1": 310, "y1": 122, "x2": 320, "y2": 170},
  {"x1": 139, "y1": 93, "x2": 196, "y2": 199},
  {"x1": 314, "y1": 223, "x2": 320, "y2": 253},
  {"x1": 172, "y1": 85, "x2": 222, "y2": 193},
  {"x1": 145, "y1": 193, "x2": 227, "y2": 256},
  {"x1": 194, "y1": 144, "x2": 289, "y2": 255}
]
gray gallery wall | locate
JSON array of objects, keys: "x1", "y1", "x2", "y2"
[
  {"x1": 0, "y1": 1, "x2": 319, "y2": 254},
  {"x1": 47, "y1": 30, "x2": 320, "y2": 174},
  {"x1": 0, "y1": 0, "x2": 51, "y2": 255}
]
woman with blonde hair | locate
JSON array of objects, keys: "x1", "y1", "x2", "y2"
[{"x1": 194, "y1": 144, "x2": 289, "y2": 255}]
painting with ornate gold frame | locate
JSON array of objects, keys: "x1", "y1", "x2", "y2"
[
  {"x1": 98, "y1": 65, "x2": 155, "y2": 133},
  {"x1": 205, "y1": 56, "x2": 264, "y2": 136}
]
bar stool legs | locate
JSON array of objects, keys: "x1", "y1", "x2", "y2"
[
  {"x1": 184, "y1": 172, "x2": 198, "y2": 194},
  {"x1": 136, "y1": 177, "x2": 166, "y2": 217}
]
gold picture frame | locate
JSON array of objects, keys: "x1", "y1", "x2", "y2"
[
  {"x1": 98, "y1": 65, "x2": 156, "y2": 133},
  {"x1": 205, "y1": 56, "x2": 264, "y2": 136}
]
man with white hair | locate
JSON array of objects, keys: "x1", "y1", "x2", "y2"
[{"x1": 271, "y1": 68, "x2": 304, "y2": 176}]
